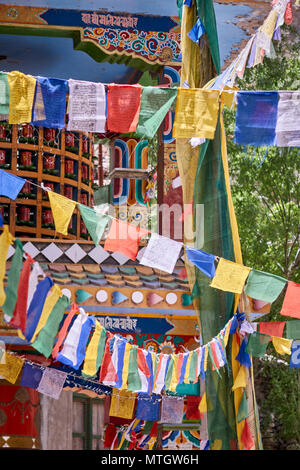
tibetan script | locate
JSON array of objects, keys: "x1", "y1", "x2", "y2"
[{"x1": 81, "y1": 12, "x2": 139, "y2": 29}]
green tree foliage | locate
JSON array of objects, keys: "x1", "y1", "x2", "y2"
[{"x1": 224, "y1": 25, "x2": 300, "y2": 449}]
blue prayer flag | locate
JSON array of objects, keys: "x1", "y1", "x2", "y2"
[
  {"x1": 0, "y1": 169, "x2": 26, "y2": 200},
  {"x1": 187, "y1": 18, "x2": 206, "y2": 43},
  {"x1": 234, "y1": 91, "x2": 279, "y2": 146},
  {"x1": 136, "y1": 393, "x2": 160, "y2": 421},
  {"x1": 32, "y1": 77, "x2": 67, "y2": 129},
  {"x1": 20, "y1": 362, "x2": 44, "y2": 389},
  {"x1": 185, "y1": 246, "x2": 216, "y2": 278}
]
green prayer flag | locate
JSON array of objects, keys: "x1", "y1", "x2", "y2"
[
  {"x1": 78, "y1": 204, "x2": 110, "y2": 246},
  {"x1": 32, "y1": 295, "x2": 69, "y2": 358},
  {"x1": 237, "y1": 390, "x2": 249, "y2": 423},
  {"x1": 2, "y1": 239, "x2": 24, "y2": 319},
  {"x1": 286, "y1": 320, "x2": 300, "y2": 340},
  {"x1": 164, "y1": 357, "x2": 174, "y2": 390},
  {"x1": 0, "y1": 73, "x2": 10, "y2": 115},
  {"x1": 127, "y1": 346, "x2": 142, "y2": 392},
  {"x1": 244, "y1": 269, "x2": 287, "y2": 303},
  {"x1": 136, "y1": 87, "x2": 177, "y2": 139},
  {"x1": 246, "y1": 331, "x2": 270, "y2": 357},
  {"x1": 188, "y1": 350, "x2": 198, "y2": 383}
]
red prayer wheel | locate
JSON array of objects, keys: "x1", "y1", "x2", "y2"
[
  {"x1": 0, "y1": 206, "x2": 4, "y2": 217},
  {"x1": 44, "y1": 128, "x2": 55, "y2": 142},
  {"x1": 0, "y1": 150, "x2": 6, "y2": 164},
  {"x1": 65, "y1": 159, "x2": 74, "y2": 174},
  {"x1": 22, "y1": 124, "x2": 33, "y2": 138},
  {"x1": 20, "y1": 151, "x2": 32, "y2": 166},
  {"x1": 68, "y1": 218, "x2": 73, "y2": 229},
  {"x1": 65, "y1": 132, "x2": 75, "y2": 147},
  {"x1": 82, "y1": 139, "x2": 89, "y2": 154},
  {"x1": 43, "y1": 155, "x2": 55, "y2": 170},
  {"x1": 80, "y1": 193, "x2": 88, "y2": 205},
  {"x1": 81, "y1": 165, "x2": 88, "y2": 179},
  {"x1": 42, "y1": 209, "x2": 53, "y2": 224},
  {"x1": 64, "y1": 186, "x2": 73, "y2": 199},
  {"x1": 0, "y1": 125, "x2": 6, "y2": 139},
  {"x1": 20, "y1": 181, "x2": 31, "y2": 193},
  {"x1": 44, "y1": 182, "x2": 54, "y2": 193},
  {"x1": 19, "y1": 206, "x2": 31, "y2": 222},
  {"x1": 80, "y1": 219, "x2": 87, "y2": 234}
]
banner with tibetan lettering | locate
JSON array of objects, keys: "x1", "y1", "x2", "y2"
[{"x1": 7, "y1": 71, "x2": 36, "y2": 124}]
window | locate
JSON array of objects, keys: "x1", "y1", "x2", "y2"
[{"x1": 72, "y1": 393, "x2": 105, "y2": 450}]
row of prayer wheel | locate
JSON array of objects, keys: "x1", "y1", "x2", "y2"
[{"x1": 0, "y1": 123, "x2": 95, "y2": 239}]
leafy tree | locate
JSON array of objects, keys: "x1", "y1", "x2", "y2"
[{"x1": 224, "y1": 24, "x2": 300, "y2": 449}]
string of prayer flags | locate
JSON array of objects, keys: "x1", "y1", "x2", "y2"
[
  {"x1": 0, "y1": 225, "x2": 14, "y2": 306},
  {"x1": 234, "y1": 91, "x2": 279, "y2": 146},
  {"x1": 185, "y1": 246, "x2": 216, "y2": 278},
  {"x1": 160, "y1": 395, "x2": 184, "y2": 424},
  {"x1": 285, "y1": 321, "x2": 300, "y2": 341},
  {"x1": 0, "y1": 72, "x2": 10, "y2": 115},
  {"x1": 280, "y1": 281, "x2": 300, "y2": 319},
  {"x1": 258, "y1": 321, "x2": 285, "y2": 338},
  {"x1": 67, "y1": 80, "x2": 106, "y2": 133},
  {"x1": 136, "y1": 393, "x2": 160, "y2": 421},
  {"x1": 78, "y1": 204, "x2": 110, "y2": 246},
  {"x1": 104, "y1": 218, "x2": 148, "y2": 261},
  {"x1": 1, "y1": 239, "x2": 24, "y2": 322},
  {"x1": 7, "y1": 71, "x2": 36, "y2": 124},
  {"x1": 0, "y1": 352, "x2": 23, "y2": 384},
  {"x1": 139, "y1": 233, "x2": 183, "y2": 274},
  {"x1": 56, "y1": 308, "x2": 95, "y2": 370},
  {"x1": 0, "y1": 169, "x2": 26, "y2": 200},
  {"x1": 31, "y1": 293, "x2": 70, "y2": 358},
  {"x1": 9, "y1": 253, "x2": 34, "y2": 333},
  {"x1": 107, "y1": 84, "x2": 142, "y2": 133},
  {"x1": 37, "y1": 367, "x2": 67, "y2": 400},
  {"x1": 244, "y1": 269, "x2": 287, "y2": 303},
  {"x1": 47, "y1": 191, "x2": 77, "y2": 236},
  {"x1": 210, "y1": 258, "x2": 251, "y2": 294},
  {"x1": 32, "y1": 76, "x2": 67, "y2": 129},
  {"x1": 173, "y1": 88, "x2": 220, "y2": 139},
  {"x1": 272, "y1": 336, "x2": 292, "y2": 355},
  {"x1": 109, "y1": 388, "x2": 136, "y2": 420},
  {"x1": 135, "y1": 86, "x2": 177, "y2": 139}
]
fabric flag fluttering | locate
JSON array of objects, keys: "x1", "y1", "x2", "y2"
[
  {"x1": 244, "y1": 269, "x2": 287, "y2": 303},
  {"x1": 107, "y1": 84, "x2": 142, "y2": 133},
  {"x1": 82, "y1": 320, "x2": 107, "y2": 378},
  {"x1": 0, "y1": 225, "x2": 14, "y2": 306},
  {"x1": 78, "y1": 204, "x2": 109, "y2": 246},
  {"x1": 0, "y1": 169, "x2": 26, "y2": 200},
  {"x1": 280, "y1": 281, "x2": 300, "y2": 319},
  {"x1": 0, "y1": 72, "x2": 10, "y2": 116},
  {"x1": 258, "y1": 321, "x2": 285, "y2": 338},
  {"x1": 67, "y1": 79, "x2": 106, "y2": 133},
  {"x1": 185, "y1": 246, "x2": 216, "y2": 278},
  {"x1": 9, "y1": 253, "x2": 34, "y2": 333},
  {"x1": 104, "y1": 219, "x2": 148, "y2": 261},
  {"x1": 1, "y1": 239, "x2": 24, "y2": 322},
  {"x1": 47, "y1": 191, "x2": 77, "y2": 235},
  {"x1": 37, "y1": 367, "x2": 67, "y2": 400},
  {"x1": 7, "y1": 71, "x2": 36, "y2": 124},
  {"x1": 210, "y1": 258, "x2": 251, "y2": 294},
  {"x1": 32, "y1": 76, "x2": 67, "y2": 129},
  {"x1": 139, "y1": 233, "x2": 183, "y2": 274}
]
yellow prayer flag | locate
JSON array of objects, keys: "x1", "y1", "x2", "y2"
[
  {"x1": 173, "y1": 88, "x2": 220, "y2": 139},
  {"x1": 260, "y1": 9, "x2": 278, "y2": 39},
  {"x1": 7, "y1": 71, "x2": 36, "y2": 124},
  {"x1": 199, "y1": 392, "x2": 207, "y2": 414},
  {"x1": 211, "y1": 439, "x2": 223, "y2": 450},
  {"x1": 203, "y1": 345, "x2": 209, "y2": 372},
  {"x1": 31, "y1": 284, "x2": 62, "y2": 343},
  {"x1": 82, "y1": 320, "x2": 103, "y2": 377},
  {"x1": 221, "y1": 86, "x2": 239, "y2": 108},
  {"x1": 109, "y1": 388, "x2": 136, "y2": 420},
  {"x1": 272, "y1": 336, "x2": 292, "y2": 355},
  {"x1": 232, "y1": 364, "x2": 247, "y2": 391},
  {"x1": 0, "y1": 353, "x2": 23, "y2": 384},
  {"x1": 0, "y1": 225, "x2": 14, "y2": 306},
  {"x1": 48, "y1": 191, "x2": 77, "y2": 235},
  {"x1": 210, "y1": 258, "x2": 251, "y2": 294}
]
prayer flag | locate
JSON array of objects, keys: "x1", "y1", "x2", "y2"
[
  {"x1": 99, "y1": 334, "x2": 118, "y2": 386},
  {"x1": 78, "y1": 204, "x2": 109, "y2": 246},
  {"x1": 237, "y1": 390, "x2": 249, "y2": 423},
  {"x1": 30, "y1": 283, "x2": 62, "y2": 343},
  {"x1": 286, "y1": 320, "x2": 300, "y2": 340},
  {"x1": 135, "y1": 86, "x2": 177, "y2": 139},
  {"x1": 37, "y1": 367, "x2": 67, "y2": 400},
  {"x1": 139, "y1": 233, "x2": 183, "y2": 274},
  {"x1": 153, "y1": 353, "x2": 170, "y2": 394},
  {"x1": 232, "y1": 365, "x2": 247, "y2": 390},
  {"x1": 24, "y1": 277, "x2": 54, "y2": 342},
  {"x1": 52, "y1": 303, "x2": 79, "y2": 359},
  {"x1": 186, "y1": 395, "x2": 201, "y2": 420},
  {"x1": 7, "y1": 71, "x2": 36, "y2": 124},
  {"x1": 109, "y1": 388, "x2": 136, "y2": 420},
  {"x1": 32, "y1": 76, "x2": 67, "y2": 129},
  {"x1": 275, "y1": 91, "x2": 300, "y2": 147},
  {"x1": 31, "y1": 294, "x2": 70, "y2": 358},
  {"x1": 246, "y1": 331, "x2": 270, "y2": 357},
  {"x1": 210, "y1": 258, "x2": 251, "y2": 294},
  {"x1": 187, "y1": 18, "x2": 206, "y2": 43},
  {"x1": 20, "y1": 362, "x2": 43, "y2": 389},
  {"x1": 0, "y1": 352, "x2": 23, "y2": 384},
  {"x1": 26, "y1": 262, "x2": 45, "y2": 311},
  {"x1": 0, "y1": 169, "x2": 26, "y2": 200},
  {"x1": 67, "y1": 79, "x2": 106, "y2": 133},
  {"x1": 107, "y1": 84, "x2": 142, "y2": 133},
  {"x1": 280, "y1": 281, "x2": 300, "y2": 319},
  {"x1": 185, "y1": 246, "x2": 216, "y2": 278},
  {"x1": 127, "y1": 346, "x2": 142, "y2": 392},
  {"x1": 104, "y1": 218, "x2": 148, "y2": 261},
  {"x1": 136, "y1": 393, "x2": 160, "y2": 421},
  {"x1": 244, "y1": 269, "x2": 287, "y2": 303},
  {"x1": 234, "y1": 91, "x2": 279, "y2": 146},
  {"x1": 56, "y1": 308, "x2": 94, "y2": 369},
  {"x1": 0, "y1": 72, "x2": 10, "y2": 115},
  {"x1": 272, "y1": 336, "x2": 292, "y2": 355},
  {"x1": 1, "y1": 239, "x2": 24, "y2": 322},
  {"x1": 47, "y1": 191, "x2": 77, "y2": 235},
  {"x1": 290, "y1": 341, "x2": 300, "y2": 369},
  {"x1": 161, "y1": 396, "x2": 184, "y2": 424},
  {"x1": 258, "y1": 321, "x2": 286, "y2": 338},
  {"x1": 241, "y1": 419, "x2": 255, "y2": 450},
  {"x1": 9, "y1": 253, "x2": 34, "y2": 333},
  {"x1": 0, "y1": 225, "x2": 14, "y2": 306},
  {"x1": 173, "y1": 88, "x2": 220, "y2": 139}
]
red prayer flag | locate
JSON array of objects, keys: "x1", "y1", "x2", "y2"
[
  {"x1": 99, "y1": 334, "x2": 118, "y2": 384},
  {"x1": 107, "y1": 84, "x2": 142, "y2": 133},
  {"x1": 10, "y1": 253, "x2": 34, "y2": 333},
  {"x1": 104, "y1": 219, "x2": 148, "y2": 261},
  {"x1": 52, "y1": 303, "x2": 79, "y2": 359},
  {"x1": 258, "y1": 321, "x2": 286, "y2": 338},
  {"x1": 104, "y1": 424, "x2": 117, "y2": 449},
  {"x1": 241, "y1": 418, "x2": 255, "y2": 450},
  {"x1": 280, "y1": 281, "x2": 300, "y2": 319},
  {"x1": 186, "y1": 396, "x2": 201, "y2": 420}
]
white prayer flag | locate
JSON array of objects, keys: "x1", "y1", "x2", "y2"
[
  {"x1": 139, "y1": 233, "x2": 183, "y2": 274},
  {"x1": 37, "y1": 367, "x2": 67, "y2": 399}
]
